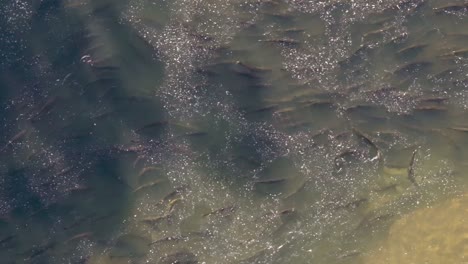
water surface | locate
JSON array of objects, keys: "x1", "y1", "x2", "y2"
[{"x1": 1, "y1": 0, "x2": 468, "y2": 263}]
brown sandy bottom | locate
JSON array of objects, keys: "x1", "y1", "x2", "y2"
[{"x1": 366, "y1": 194, "x2": 468, "y2": 264}]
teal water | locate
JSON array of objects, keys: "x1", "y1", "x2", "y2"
[{"x1": 1, "y1": 0, "x2": 468, "y2": 263}]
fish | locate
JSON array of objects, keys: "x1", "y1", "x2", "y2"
[
  {"x1": 273, "y1": 106, "x2": 296, "y2": 115},
  {"x1": 335, "y1": 149, "x2": 359, "y2": 160},
  {"x1": 83, "y1": 41, "x2": 106, "y2": 54},
  {"x1": 63, "y1": 213, "x2": 97, "y2": 231},
  {"x1": 188, "y1": 31, "x2": 214, "y2": 42},
  {"x1": 335, "y1": 198, "x2": 368, "y2": 210},
  {"x1": 90, "y1": 109, "x2": 115, "y2": 121},
  {"x1": 434, "y1": 3, "x2": 468, "y2": 13},
  {"x1": 236, "y1": 61, "x2": 272, "y2": 73},
  {"x1": 337, "y1": 250, "x2": 361, "y2": 259},
  {"x1": 450, "y1": 126, "x2": 468, "y2": 132},
  {"x1": 262, "y1": 0, "x2": 281, "y2": 6},
  {"x1": 159, "y1": 186, "x2": 188, "y2": 204},
  {"x1": 352, "y1": 128, "x2": 381, "y2": 161},
  {"x1": 396, "y1": 44, "x2": 427, "y2": 55},
  {"x1": 363, "y1": 25, "x2": 393, "y2": 39},
  {"x1": 90, "y1": 2, "x2": 114, "y2": 15},
  {"x1": 254, "y1": 178, "x2": 287, "y2": 184},
  {"x1": 0, "y1": 129, "x2": 27, "y2": 152},
  {"x1": 274, "y1": 27, "x2": 305, "y2": 34},
  {"x1": 136, "y1": 121, "x2": 168, "y2": 132},
  {"x1": 181, "y1": 131, "x2": 208, "y2": 138},
  {"x1": 55, "y1": 166, "x2": 74, "y2": 177},
  {"x1": 149, "y1": 235, "x2": 187, "y2": 246},
  {"x1": 414, "y1": 105, "x2": 447, "y2": 111},
  {"x1": 202, "y1": 205, "x2": 236, "y2": 217},
  {"x1": 338, "y1": 44, "x2": 371, "y2": 66},
  {"x1": 356, "y1": 213, "x2": 395, "y2": 230},
  {"x1": 333, "y1": 131, "x2": 353, "y2": 141},
  {"x1": 248, "y1": 83, "x2": 274, "y2": 89},
  {"x1": 140, "y1": 214, "x2": 171, "y2": 227},
  {"x1": 234, "y1": 70, "x2": 262, "y2": 79},
  {"x1": 203, "y1": 60, "x2": 240, "y2": 69},
  {"x1": 282, "y1": 180, "x2": 307, "y2": 199},
  {"x1": 133, "y1": 179, "x2": 165, "y2": 193},
  {"x1": 408, "y1": 148, "x2": 419, "y2": 187},
  {"x1": 419, "y1": 96, "x2": 449, "y2": 104},
  {"x1": 90, "y1": 210, "x2": 117, "y2": 224},
  {"x1": 66, "y1": 232, "x2": 93, "y2": 243},
  {"x1": 230, "y1": 155, "x2": 262, "y2": 167},
  {"x1": 373, "y1": 183, "x2": 398, "y2": 193},
  {"x1": 369, "y1": 213, "x2": 394, "y2": 223},
  {"x1": 278, "y1": 208, "x2": 298, "y2": 222},
  {"x1": 301, "y1": 100, "x2": 334, "y2": 109},
  {"x1": 24, "y1": 241, "x2": 56, "y2": 260},
  {"x1": 440, "y1": 48, "x2": 468, "y2": 58},
  {"x1": 260, "y1": 11, "x2": 293, "y2": 20},
  {"x1": 0, "y1": 235, "x2": 14, "y2": 248},
  {"x1": 384, "y1": 0, "x2": 427, "y2": 12},
  {"x1": 239, "y1": 248, "x2": 269, "y2": 263},
  {"x1": 74, "y1": 256, "x2": 91, "y2": 264},
  {"x1": 196, "y1": 67, "x2": 218, "y2": 76},
  {"x1": 374, "y1": 129, "x2": 401, "y2": 137},
  {"x1": 392, "y1": 61, "x2": 431, "y2": 75},
  {"x1": 85, "y1": 76, "x2": 119, "y2": 88},
  {"x1": 132, "y1": 156, "x2": 145, "y2": 168},
  {"x1": 61, "y1": 73, "x2": 73, "y2": 85},
  {"x1": 285, "y1": 120, "x2": 313, "y2": 130},
  {"x1": 29, "y1": 96, "x2": 58, "y2": 121},
  {"x1": 279, "y1": 208, "x2": 295, "y2": 216},
  {"x1": 91, "y1": 65, "x2": 120, "y2": 72},
  {"x1": 65, "y1": 185, "x2": 93, "y2": 195},
  {"x1": 137, "y1": 166, "x2": 161, "y2": 178},
  {"x1": 113, "y1": 144, "x2": 146, "y2": 154},
  {"x1": 384, "y1": 32, "x2": 408, "y2": 46},
  {"x1": 59, "y1": 133, "x2": 91, "y2": 142},
  {"x1": 159, "y1": 250, "x2": 198, "y2": 264},
  {"x1": 247, "y1": 105, "x2": 278, "y2": 114},
  {"x1": 430, "y1": 68, "x2": 457, "y2": 80},
  {"x1": 110, "y1": 234, "x2": 151, "y2": 258},
  {"x1": 167, "y1": 198, "x2": 183, "y2": 213},
  {"x1": 259, "y1": 38, "x2": 300, "y2": 46}
]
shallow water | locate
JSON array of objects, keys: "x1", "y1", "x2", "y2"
[{"x1": 1, "y1": 0, "x2": 468, "y2": 263}]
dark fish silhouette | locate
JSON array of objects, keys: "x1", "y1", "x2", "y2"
[{"x1": 0, "y1": 129, "x2": 27, "y2": 153}]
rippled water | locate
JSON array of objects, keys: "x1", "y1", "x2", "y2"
[{"x1": 1, "y1": 0, "x2": 468, "y2": 263}]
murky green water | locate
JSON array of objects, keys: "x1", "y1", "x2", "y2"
[{"x1": 1, "y1": 0, "x2": 468, "y2": 263}]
